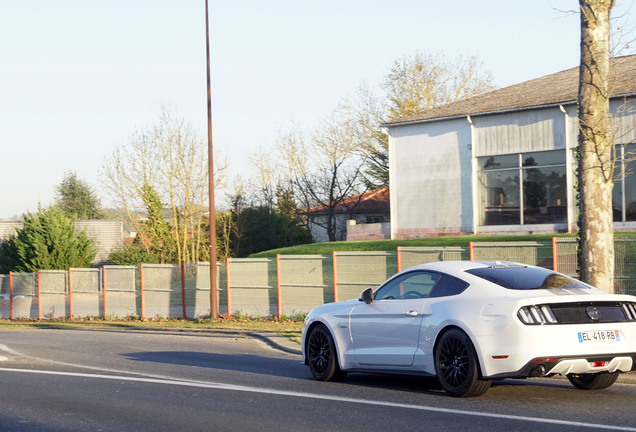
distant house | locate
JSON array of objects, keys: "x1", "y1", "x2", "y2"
[
  {"x1": 384, "y1": 54, "x2": 636, "y2": 239},
  {"x1": 0, "y1": 219, "x2": 123, "y2": 267},
  {"x1": 304, "y1": 186, "x2": 390, "y2": 242},
  {"x1": 0, "y1": 221, "x2": 22, "y2": 243},
  {"x1": 74, "y1": 220, "x2": 124, "y2": 266}
]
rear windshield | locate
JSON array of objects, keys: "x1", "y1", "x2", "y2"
[{"x1": 465, "y1": 266, "x2": 589, "y2": 290}]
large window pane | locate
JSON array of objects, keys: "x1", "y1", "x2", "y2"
[
  {"x1": 613, "y1": 180, "x2": 623, "y2": 221},
  {"x1": 478, "y1": 151, "x2": 568, "y2": 227},
  {"x1": 624, "y1": 144, "x2": 636, "y2": 221},
  {"x1": 523, "y1": 166, "x2": 567, "y2": 224},
  {"x1": 479, "y1": 169, "x2": 520, "y2": 225},
  {"x1": 612, "y1": 144, "x2": 624, "y2": 221},
  {"x1": 479, "y1": 154, "x2": 518, "y2": 170},
  {"x1": 522, "y1": 150, "x2": 565, "y2": 167},
  {"x1": 613, "y1": 153, "x2": 623, "y2": 222}
]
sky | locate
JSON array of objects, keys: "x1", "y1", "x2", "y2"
[{"x1": 0, "y1": 0, "x2": 634, "y2": 219}]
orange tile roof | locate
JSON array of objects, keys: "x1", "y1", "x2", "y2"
[{"x1": 304, "y1": 186, "x2": 390, "y2": 215}]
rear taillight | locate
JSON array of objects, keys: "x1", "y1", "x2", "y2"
[{"x1": 517, "y1": 305, "x2": 557, "y2": 325}]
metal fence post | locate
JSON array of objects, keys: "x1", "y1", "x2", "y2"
[
  {"x1": 276, "y1": 254, "x2": 283, "y2": 318},
  {"x1": 9, "y1": 271, "x2": 13, "y2": 320},
  {"x1": 139, "y1": 263, "x2": 145, "y2": 318},
  {"x1": 68, "y1": 268, "x2": 73, "y2": 319},
  {"x1": 226, "y1": 258, "x2": 232, "y2": 317},
  {"x1": 37, "y1": 269, "x2": 42, "y2": 321},
  {"x1": 332, "y1": 251, "x2": 339, "y2": 302},
  {"x1": 181, "y1": 262, "x2": 187, "y2": 319},
  {"x1": 103, "y1": 266, "x2": 108, "y2": 319}
]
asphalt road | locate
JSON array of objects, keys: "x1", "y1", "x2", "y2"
[{"x1": 0, "y1": 328, "x2": 634, "y2": 432}]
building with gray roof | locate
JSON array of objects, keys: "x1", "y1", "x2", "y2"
[{"x1": 384, "y1": 55, "x2": 636, "y2": 238}]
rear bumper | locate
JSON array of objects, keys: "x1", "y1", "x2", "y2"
[{"x1": 486, "y1": 353, "x2": 636, "y2": 379}]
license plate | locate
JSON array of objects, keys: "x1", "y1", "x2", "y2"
[{"x1": 578, "y1": 330, "x2": 621, "y2": 343}]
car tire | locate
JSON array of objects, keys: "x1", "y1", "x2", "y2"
[
  {"x1": 306, "y1": 323, "x2": 346, "y2": 381},
  {"x1": 434, "y1": 328, "x2": 491, "y2": 397},
  {"x1": 567, "y1": 372, "x2": 620, "y2": 390}
]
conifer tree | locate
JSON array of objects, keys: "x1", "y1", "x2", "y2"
[
  {"x1": 0, "y1": 206, "x2": 96, "y2": 272},
  {"x1": 55, "y1": 171, "x2": 103, "y2": 220}
]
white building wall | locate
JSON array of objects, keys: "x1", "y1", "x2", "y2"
[
  {"x1": 389, "y1": 118, "x2": 472, "y2": 238},
  {"x1": 307, "y1": 214, "x2": 348, "y2": 243},
  {"x1": 388, "y1": 98, "x2": 636, "y2": 238}
]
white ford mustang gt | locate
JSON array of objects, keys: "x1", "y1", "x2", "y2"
[{"x1": 301, "y1": 261, "x2": 636, "y2": 397}]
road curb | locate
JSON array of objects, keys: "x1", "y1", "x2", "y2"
[{"x1": 249, "y1": 332, "x2": 302, "y2": 356}]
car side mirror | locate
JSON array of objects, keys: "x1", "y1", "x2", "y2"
[{"x1": 358, "y1": 288, "x2": 373, "y2": 304}]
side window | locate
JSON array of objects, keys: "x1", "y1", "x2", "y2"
[
  {"x1": 429, "y1": 276, "x2": 469, "y2": 298},
  {"x1": 374, "y1": 271, "x2": 441, "y2": 300}
]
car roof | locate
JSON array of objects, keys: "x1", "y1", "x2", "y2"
[
  {"x1": 407, "y1": 260, "x2": 522, "y2": 273},
  {"x1": 403, "y1": 260, "x2": 536, "y2": 282}
]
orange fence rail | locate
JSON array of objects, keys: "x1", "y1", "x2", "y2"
[{"x1": 2, "y1": 238, "x2": 636, "y2": 320}]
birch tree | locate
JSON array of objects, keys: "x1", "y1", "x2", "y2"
[{"x1": 578, "y1": 0, "x2": 616, "y2": 292}]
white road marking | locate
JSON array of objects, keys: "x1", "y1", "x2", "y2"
[
  {"x1": 0, "y1": 367, "x2": 634, "y2": 431},
  {"x1": 1, "y1": 344, "x2": 633, "y2": 431}
]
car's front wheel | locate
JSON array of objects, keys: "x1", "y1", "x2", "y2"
[
  {"x1": 434, "y1": 328, "x2": 491, "y2": 397},
  {"x1": 306, "y1": 323, "x2": 346, "y2": 381},
  {"x1": 567, "y1": 372, "x2": 619, "y2": 390}
]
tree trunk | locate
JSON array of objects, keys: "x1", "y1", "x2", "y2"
[{"x1": 578, "y1": 0, "x2": 615, "y2": 292}]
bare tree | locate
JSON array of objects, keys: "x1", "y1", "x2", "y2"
[
  {"x1": 578, "y1": 0, "x2": 616, "y2": 292},
  {"x1": 101, "y1": 106, "x2": 227, "y2": 263},
  {"x1": 343, "y1": 52, "x2": 495, "y2": 188},
  {"x1": 382, "y1": 52, "x2": 495, "y2": 120},
  {"x1": 101, "y1": 127, "x2": 162, "y2": 240},
  {"x1": 249, "y1": 146, "x2": 278, "y2": 210},
  {"x1": 215, "y1": 211, "x2": 236, "y2": 261},
  {"x1": 278, "y1": 113, "x2": 366, "y2": 242},
  {"x1": 341, "y1": 84, "x2": 390, "y2": 189}
]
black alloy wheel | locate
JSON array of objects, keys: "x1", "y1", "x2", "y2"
[
  {"x1": 306, "y1": 323, "x2": 345, "y2": 381},
  {"x1": 435, "y1": 328, "x2": 491, "y2": 397}
]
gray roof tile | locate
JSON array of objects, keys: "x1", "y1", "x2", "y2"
[{"x1": 385, "y1": 54, "x2": 636, "y2": 126}]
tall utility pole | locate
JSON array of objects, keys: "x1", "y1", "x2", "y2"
[{"x1": 205, "y1": 0, "x2": 218, "y2": 317}]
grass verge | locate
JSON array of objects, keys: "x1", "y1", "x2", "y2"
[
  {"x1": 249, "y1": 231, "x2": 636, "y2": 257},
  {"x1": 0, "y1": 317, "x2": 304, "y2": 344},
  {"x1": 248, "y1": 233, "x2": 576, "y2": 257}
]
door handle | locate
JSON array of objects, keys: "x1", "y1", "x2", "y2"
[{"x1": 403, "y1": 310, "x2": 418, "y2": 317}]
